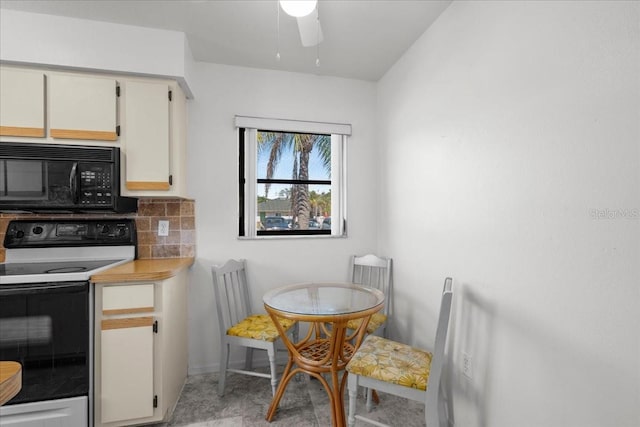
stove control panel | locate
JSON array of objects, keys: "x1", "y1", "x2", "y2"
[{"x1": 3, "y1": 219, "x2": 137, "y2": 248}]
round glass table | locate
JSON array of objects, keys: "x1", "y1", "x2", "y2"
[{"x1": 263, "y1": 282, "x2": 384, "y2": 427}]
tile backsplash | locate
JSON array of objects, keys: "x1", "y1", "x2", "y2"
[
  {"x1": 135, "y1": 198, "x2": 195, "y2": 259},
  {"x1": 0, "y1": 198, "x2": 196, "y2": 262}
]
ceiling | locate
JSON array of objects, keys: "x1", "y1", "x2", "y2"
[{"x1": 0, "y1": 0, "x2": 452, "y2": 81}]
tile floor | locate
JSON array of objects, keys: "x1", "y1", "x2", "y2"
[{"x1": 150, "y1": 371, "x2": 426, "y2": 427}]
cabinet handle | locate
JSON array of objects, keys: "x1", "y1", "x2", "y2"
[
  {"x1": 102, "y1": 317, "x2": 154, "y2": 330},
  {"x1": 102, "y1": 306, "x2": 154, "y2": 316},
  {"x1": 0, "y1": 126, "x2": 45, "y2": 137},
  {"x1": 50, "y1": 129, "x2": 118, "y2": 140}
]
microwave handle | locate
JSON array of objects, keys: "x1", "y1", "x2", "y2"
[{"x1": 70, "y1": 162, "x2": 79, "y2": 204}]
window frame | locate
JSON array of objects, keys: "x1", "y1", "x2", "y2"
[{"x1": 237, "y1": 117, "x2": 349, "y2": 239}]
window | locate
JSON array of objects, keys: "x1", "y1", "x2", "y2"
[{"x1": 236, "y1": 116, "x2": 350, "y2": 238}]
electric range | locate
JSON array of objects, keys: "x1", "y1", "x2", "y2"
[{"x1": 0, "y1": 218, "x2": 137, "y2": 427}]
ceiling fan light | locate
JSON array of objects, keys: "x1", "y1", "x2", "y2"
[{"x1": 280, "y1": 0, "x2": 317, "y2": 18}]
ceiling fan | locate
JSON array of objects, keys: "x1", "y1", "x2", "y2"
[{"x1": 280, "y1": 0, "x2": 324, "y2": 47}]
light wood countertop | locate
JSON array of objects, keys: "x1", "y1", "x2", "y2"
[
  {"x1": 0, "y1": 361, "x2": 21, "y2": 406},
  {"x1": 91, "y1": 257, "x2": 194, "y2": 283}
]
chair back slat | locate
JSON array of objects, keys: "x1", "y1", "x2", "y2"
[
  {"x1": 350, "y1": 254, "x2": 392, "y2": 316},
  {"x1": 212, "y1": 259, "x2": 252, "y2": 335}
]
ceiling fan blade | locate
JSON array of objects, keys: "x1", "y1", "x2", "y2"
[{"x1": 296, "y1": 10, "x2": 323, "y2": 47}]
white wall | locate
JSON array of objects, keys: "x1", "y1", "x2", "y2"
[
  {"x1": 0, "y1": 9, "x2": 195, "y2": 97},
  {"x1": 186, "y1": 62, "x2": 378, "y2": 373},
  {"x1": 377, "y1": 1, "x2": 640, "y2": 427},
  {"x1": 0, "y1": 3, "x2": 380, "y2": 381}
]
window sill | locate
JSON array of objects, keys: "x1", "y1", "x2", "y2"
[{"x1": 237, "y1": 234, "x2": 347, "y2": 241}]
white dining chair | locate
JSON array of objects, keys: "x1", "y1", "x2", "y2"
[
  {"x1": 348, "y1": 254, "x2": 393, "y2": 338},
  {"x1": 211, "y1": 259, "x2": 298, "y2": 396},
  {"x1": 346, "y1": 277, "x2": 454, "y2": 427}
]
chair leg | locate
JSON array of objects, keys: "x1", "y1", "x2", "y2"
[
  {"x1": 425, "y1": 392, "x2": 441, "y2": 427},
  {"x1": 245, "y1": 347, "x2": 254, "y2": 370},
  {"x1": 347, "y1": 375, "x2": 358, "y2": 427},
  {"x1": 366, "y1": 387, "x2": 374, "y2": 412},
  {"x1": 218, "y1": 342, "x2": 229, "y2": 396},
  {"x1": 292, "y1": 322, "x2": 299, "y2": 343},
  {"x1": 267, "y1": 346, "x2": 278, "y2": 396}
]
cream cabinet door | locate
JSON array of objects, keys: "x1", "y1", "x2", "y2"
[
  {"x1": 102, "y1": 283, "x2": 155, "y2": 314},
  {"x1": 49, "y1": 74, "x2": 118, "y2": 141},
  {"x1": 101, "y1": 317, "x2": 154, "y2": 423},
  {"x1": 0, "y1": 68, "x2": 46, "y2": 137},
  {"x1": 123, "y1": 81, "x2": 170, "y2": 191}
]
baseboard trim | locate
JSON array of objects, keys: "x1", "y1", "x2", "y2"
[{"x1": 188, "y1": 353, "x2": 289, "y2": 376}]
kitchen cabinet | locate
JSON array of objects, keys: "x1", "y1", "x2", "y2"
[
  {"x1": 0, "y1": 68, "x2": 46, "y2": 137},
  {"x1": 0, "y1": 65, "x2": 190, "y2": 198},
  {"x1": 122, "y1": 81, "x2": 170, "y2": 191},
  {"x1": 120, "y1": 80, "x2": 188, "y2": 197},
  {"x1": 94, "y1": 271, "x2": 188, "y2": 427},
  {"x1": 49, "y1": 74, "x2": 118, "y2": 141},
  {"x1": 100, "y1": 284, "x2": 155, "y2": 423}
]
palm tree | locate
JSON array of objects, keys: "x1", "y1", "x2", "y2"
[
  {"x1": 309, "y1": 190, "x2": 332, "y2": 218},
  {"x1": 258, "y1": 132, "x2": 330, "y2": 229}
]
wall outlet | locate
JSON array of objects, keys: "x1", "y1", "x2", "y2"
[
  {"x1": 158, "y1": 220, "x2": 169, "y2": 236},
  {"x1": 462, "y1": 352, "x2": 473, "y2": 380}
]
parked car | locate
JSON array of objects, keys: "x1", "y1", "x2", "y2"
[
  {"x1": 264, "y1": 216, "x2": 288, "y2": 230},
  {"x1": 293, "y1": 218, "x2": 320, "y2": 230},
  {"x1": 321, "y1": 217, "x2": 331, "y2": 229}
]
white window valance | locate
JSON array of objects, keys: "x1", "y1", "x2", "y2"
[{"x1": 234, "y1": 115, "x2": 351, "y2": 136}]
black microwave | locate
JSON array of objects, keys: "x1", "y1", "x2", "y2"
[{"x1": 0, "y1": 142, "x2": 137, "y2": 213}]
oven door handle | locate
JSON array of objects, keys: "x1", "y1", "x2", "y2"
[{"x1": 0, "y1": 282, "x2": 88, "y2": 296}]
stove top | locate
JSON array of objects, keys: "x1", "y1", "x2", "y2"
[
  {"x1": 0, "y1": 259, "x2": 125, "y2": 276},
  {"x1": 0, "y1": 257, "x2": 132, "y2": 285},
  {"x1": 1, "y1": 219, "x2": 137, "y2": 285}
]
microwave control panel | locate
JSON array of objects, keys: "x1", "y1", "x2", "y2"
[{"x1": 78, "y1": 163, "x2": 113, "y2": 206}]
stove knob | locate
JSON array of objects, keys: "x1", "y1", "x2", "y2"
[
  {"x1": 33, "y1": 226, "x2": 44, "y2": 235},
  {"x1": 15, "y1": 230, "x2": 25, "y2": 238},
  {"x1": 101, "y1": 225, "x2": 110, "y2": 234}
]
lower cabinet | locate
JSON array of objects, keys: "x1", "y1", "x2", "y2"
[{"x1": 94, "y1": 271, "x2": 187, "y2": 427}]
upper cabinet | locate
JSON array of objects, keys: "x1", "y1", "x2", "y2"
[
  {"x1": 0, "y1": 68, "x2": 46, "y2": 138},
  {"x1": 122, "y1": 81, "x2": 170, "y2": 191},
  {"x1": 120, "y1": 81, "x2": 187, "y2": 198},
  {"x1": 49, "y1": 74, "x2": 118, "y2": 141},
  {"x1": 0, "y1": 66, "x2": 190, "y2": 198}
]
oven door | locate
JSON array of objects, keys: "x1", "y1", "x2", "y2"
[{"x1": 0, "y1": 281, "x2": 90, "y2": 405}]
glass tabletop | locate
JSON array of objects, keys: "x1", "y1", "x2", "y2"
[{"x1": 263, "y1": 282, "x2": 384, "y2": 316}]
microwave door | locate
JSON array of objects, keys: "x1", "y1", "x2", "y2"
[
  {"x1": 0, "y1": 160, "x2": 48, "y2": 201},
  {"x1": 0, "y1": 159, "x2": 76, "y2": 208}
]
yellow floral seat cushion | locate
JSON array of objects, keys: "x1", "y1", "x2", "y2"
[
  {"x1": 346, "y1": 313, "x2": 387, "y2": 334},
  {"x1": 227, "y1": 314, "x2": 295, "y2": 342},
  {"x1": 346, "y1": 335, "x2": 432, "y2": 391}
]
